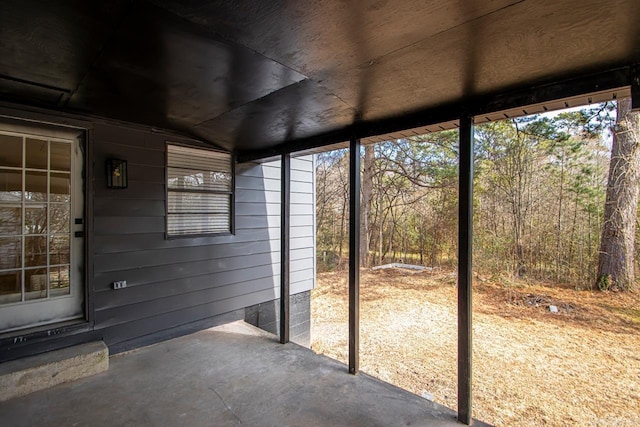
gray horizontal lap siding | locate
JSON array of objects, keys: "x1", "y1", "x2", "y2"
[{"x1": 92, "y1": 123, "x2": 315, "y2": 347}]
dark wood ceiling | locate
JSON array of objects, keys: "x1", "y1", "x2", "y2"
[{"x1": 0, "y1": 0, "x2": 638, "y2": 157}]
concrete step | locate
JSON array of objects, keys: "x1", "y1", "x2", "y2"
[{"x1": 0, "y1": 341, "x2": 109, "y2": 402}]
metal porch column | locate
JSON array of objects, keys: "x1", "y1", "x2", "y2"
[
  {"x1": 458, "y1": 114, "x2": 474, "y2": 425},
  {"x1": 280, "y1": 153, "x2": 291, "y2": 344},
  {"x1": 349, "y1": 136, "x2": 361, "y2": 374}
]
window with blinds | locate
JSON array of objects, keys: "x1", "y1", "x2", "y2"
[{"x1": 166, "y1": 144, "x2": 233, "y2": 237}]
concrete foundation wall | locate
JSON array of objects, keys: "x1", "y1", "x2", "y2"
[{"x1": 245, "y1": 291, "x2": 311, "y2": 347}]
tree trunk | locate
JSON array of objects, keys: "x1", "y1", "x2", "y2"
[
  {"x1": 360, "y1": 144, "x2": 375, "y2": 267},
  {"x1": 338, "y1": 197, "x2": 346, "y2": 259},
  {"x1": 378, "y1": 204, "x2": 384, "y2": 265},
  {"x1": 596, "y1": 98, "x2": 640, "y2": 291},
  {"x1": 556, "y1": 151, "x2": 564, "y2": 281}
]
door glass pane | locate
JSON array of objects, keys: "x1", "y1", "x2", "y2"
[
  {"x1": 50, "y1": 142, "x2": 70, "y2": 171},
  {"x1": 0, "y1": 206, "x2": 21, "y2": 235},
  {"x1": 0, "y1": 134, "x2": 23, "y2": 167},
  {"x1": 25, "y1": 206, "x2": 47, "y2": 234},
  {"x1": 25, "y1": 235, "x2": 47, "y2": 267},
  {"x1": 0, "y1": 270, "x2": 21, "y2": 303},
  {"x1": 50, "y1": 173, "x2": 70, "y2": 202},
  {"x1": 25, "y1": 267, "x2": 47, "y2": 300},
  {"x1": 50, "y1": 204, "x2": 70, "y2": 233},
  {"x1": 50, "y1": 235, "x2": 70, "y2": 265},
  {"x1": 0, "y1": 169, "x2": 22, "y2": 201},
  {"x1": 25, "y1": 171, "x2": 47, "y2": 201},
  {"x1": 0, "y1": 127, "x2": 79, "y2": 316},
  {"x1": 50, "y1": 265, "x2": 70, "y2": 296},
  {"x1": 0, "y1": 237, "x2": 21, "y2": 269},
  {"x1": 26, "y1": 138, "x2": 48, "y2": 169}
]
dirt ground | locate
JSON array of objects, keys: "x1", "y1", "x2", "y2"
[{"x1": 310, "y1": 268, "x2": 640, "y2": 427}]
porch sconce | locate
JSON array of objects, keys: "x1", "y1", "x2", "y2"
[{"x1": 107, "y1": 159, "x2": 128, "y2": 189}]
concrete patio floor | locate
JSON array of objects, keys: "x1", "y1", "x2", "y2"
[{"x1": 0, "y1": 321, "x2": 488, "y2": 426}]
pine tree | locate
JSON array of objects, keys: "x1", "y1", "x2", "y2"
[{"x1": 596, "y1": 99, "x2": 640, "y2": 291}]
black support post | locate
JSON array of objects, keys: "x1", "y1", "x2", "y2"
[
  {"x1": 349, "y1": 136, "x2": 360, "y2": 375},
  {"x1": 457, "y1": 114, "x2": 474, "y2": 425},
  {"x1": 280, "y1": 153, "x2": 290, "y2": 344}
]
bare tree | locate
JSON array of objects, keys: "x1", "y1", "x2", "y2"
[
  {"x1": 360, "y1": 144, "x2": 375, "y2": 267},
  {"x1": 477, "y1": 120, "x2": 537, "y2": 276}
]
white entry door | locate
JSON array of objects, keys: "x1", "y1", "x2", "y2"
[{"x1": 0, "y1": 122, "x2": 84, "y2": 333}]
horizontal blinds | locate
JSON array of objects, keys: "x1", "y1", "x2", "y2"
[
  {"x1": 167, "y1": 193, "x2": 230, "y2": 214},
  {"x1": 167, "y1": 145, "x2": 231, "y2": 172},
  {"x1": 167, "y1": 214, "x2": 230, "y2": 235},
  {"x1": 167, "y1": 144, "x2": 232, "y2": 236},
  {"x1": 167, "y1": 168, "x2": 231, "y2": 192}
]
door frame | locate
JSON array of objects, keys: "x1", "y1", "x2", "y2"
[{"x1": 0, "y1": 109, "x2": 93, "y2": 336}]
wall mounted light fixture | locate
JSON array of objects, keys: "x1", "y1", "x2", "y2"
[{"x1": 107, "y1": 159, "x2": 128, "y2": 189}]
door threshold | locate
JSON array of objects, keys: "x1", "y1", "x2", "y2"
[{"x1": 0, "y1": 318, "x2": 90, "y2": 342}]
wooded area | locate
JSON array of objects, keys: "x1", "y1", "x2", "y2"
[{"x1": 316, "y1": 101, "x2": 640, "y2": 290}]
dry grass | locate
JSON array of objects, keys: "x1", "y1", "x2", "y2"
[{"x1": 311, "y1": 268, "x2": 640, "y2": 427}]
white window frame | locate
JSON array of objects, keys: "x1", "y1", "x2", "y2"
[{"x1": 165, "y1": 142, "x2": 234, "y2": 238}]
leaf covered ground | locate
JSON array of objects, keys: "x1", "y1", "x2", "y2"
[{"x1": 310, "y1": 268, "x2": 640, "y2": 427}]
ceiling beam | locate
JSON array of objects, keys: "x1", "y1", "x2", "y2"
[{"x1": 237, "y1": 65, "x2": 631, "y2": 162}]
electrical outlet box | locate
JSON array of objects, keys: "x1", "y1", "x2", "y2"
[{"x1": 112, "y1": 280, "x2": 127, "y2": 290}]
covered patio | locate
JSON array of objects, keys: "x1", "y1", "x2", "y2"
[
  {"x1": 0, "y1": 321, "x2": 488, "y2": 426},
  {"x1": 0, "y1": 0, "x2": 639, "y2": 425}
]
